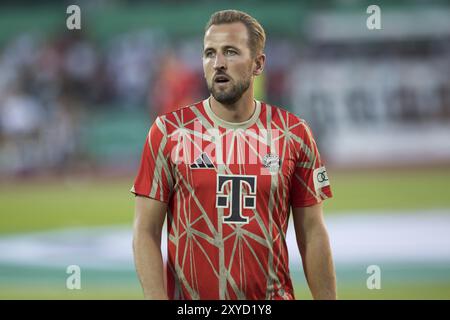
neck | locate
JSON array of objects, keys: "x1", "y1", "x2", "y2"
[{"x1": 209, "y1": 88, "x2": 255, "y2": 123}]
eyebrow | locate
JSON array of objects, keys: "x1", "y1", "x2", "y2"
[
  {"x1": 203, "y1": 45, "x2": 240, "y2": 54},
  {"x1": 223, "y1": 45, "x2": 240, "y2": 52}
]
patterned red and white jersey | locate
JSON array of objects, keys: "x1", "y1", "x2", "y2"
[{"x1": 131, "y1": 98, "x2": 332, "y2": 300}]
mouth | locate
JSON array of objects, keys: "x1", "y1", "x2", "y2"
[{"x1": 213, "y1": 74, "x2": 231, "y2": 84}]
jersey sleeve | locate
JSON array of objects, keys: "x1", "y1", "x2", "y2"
[
  {"x1": 131, "y1": 116, "x2": 174, "y2": 203},
  {"x1": 290, "y1": 120, "x2": 333, "y2": 208}
]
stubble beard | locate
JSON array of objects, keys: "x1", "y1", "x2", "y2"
[{"x1": 208, "y1": 73, "x2": 252, "y2": 106}]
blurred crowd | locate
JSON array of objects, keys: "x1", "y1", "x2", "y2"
[
  {"x1": 0, "y1": 30, "x2": 165, "y2": 176},
  {"x1": 0, "y1": 29, "x2": 295, "y2": 177},
  {"x1": 1, "y1": 3, "x2": 450, "y2": 177}
]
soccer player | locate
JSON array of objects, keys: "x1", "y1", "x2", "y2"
[{"x1": 132, "y1": 10, "x2": 336, "y2": 300}]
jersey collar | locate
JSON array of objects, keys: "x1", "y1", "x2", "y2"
[{"x1": 203, "y1": 97, "x2": 261, "y2": 130}]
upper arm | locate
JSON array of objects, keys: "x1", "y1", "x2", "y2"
[
  {"x1": 131, "y1": 116, "x2": 174, "y2": 203},
  {"x1": 290, "y1": 121, "x2": 333, "y2": 208},
  {"x1": 292, "y1": 202, "x2": 327, "y2": 245},
  {"x1": 133, "y1": 196, "x2": 168, "y2": 239}
]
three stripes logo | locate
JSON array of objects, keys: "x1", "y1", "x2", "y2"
[{"x1": 190, "y1": 152, "x2": 215, "y2": 169}]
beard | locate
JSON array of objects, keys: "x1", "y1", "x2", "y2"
[{"x1": 208, "y1": 73, "x2": 251, "y2": 105}]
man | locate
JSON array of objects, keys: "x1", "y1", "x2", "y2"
[{"x1": 132, "y1": 9, "x2": 336, "y2": 300}]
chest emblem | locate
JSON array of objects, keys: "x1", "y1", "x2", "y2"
[{"x1": 262, "y1": 153, "x2": 280, "y2": 173}]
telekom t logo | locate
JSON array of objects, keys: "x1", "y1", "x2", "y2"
[{"x1": 216, "y1": 175, "x2": 257, "y2": 224}]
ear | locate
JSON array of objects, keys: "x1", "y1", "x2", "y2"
[{"x1": 253, "y1": 53, "x2": 266, "y2": 76}]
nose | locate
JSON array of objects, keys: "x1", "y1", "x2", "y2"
[{"x1": 213, "y1": 52, "x2": 226, "y2": 71}]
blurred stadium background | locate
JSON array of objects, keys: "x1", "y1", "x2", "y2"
[{"x1": 1, "y1": 0, "x2": 450, "y2": 299}]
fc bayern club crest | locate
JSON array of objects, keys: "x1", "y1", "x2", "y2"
[{"x1": 262, "y1": 153, "x2": 280, "y2": 173}]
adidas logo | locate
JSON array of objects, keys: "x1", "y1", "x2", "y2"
[{"x1": 190, "y1": 152, "x2": 215, "y2": 169}]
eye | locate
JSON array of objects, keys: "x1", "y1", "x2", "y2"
[
  {"x1": 225, "y1": 49, "x2": 237, "y2": 56},
  {"x1": 204, "y1": 50, "x2": 215, "y2": 58}
]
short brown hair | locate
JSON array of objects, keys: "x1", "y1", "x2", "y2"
[{"x1": 205, "y1": 10, "x2": 266, "y2": 57}]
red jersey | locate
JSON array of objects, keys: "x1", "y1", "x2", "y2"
[{"x1": 132, "y1": 98, "x2": 332, "y2": 300}]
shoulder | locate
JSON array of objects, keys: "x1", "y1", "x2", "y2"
[
  {"x1": 155, "y1": 100, "x2": 205, "y2": 131},
  {"x1": 260, "y1": 101, "x2": 309, "y2": 134}
]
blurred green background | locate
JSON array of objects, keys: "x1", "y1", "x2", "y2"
[{"x1": 1, "y1": 0, "x2": 450, "y2": 299}]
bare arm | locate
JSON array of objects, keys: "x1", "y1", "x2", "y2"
[
  {"x1": 133, "y1": 196, "x2": 168, "y2": 299},
  {"x1": 292, "y1": 202, "x2": 337, "y2": 299}
]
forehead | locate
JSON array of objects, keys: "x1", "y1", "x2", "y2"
[{"x1": 204, "y1": 22, "x2": 249, "y2": 49}]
